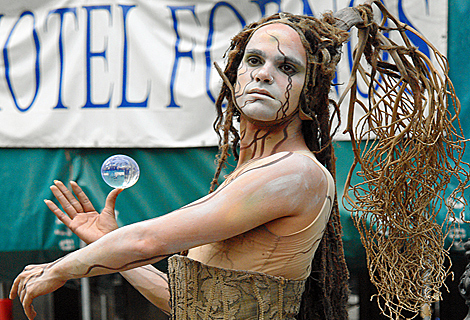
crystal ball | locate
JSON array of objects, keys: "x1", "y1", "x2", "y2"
[{"x1": 101, "y1": 155, "x2": 140, "y2": 189}]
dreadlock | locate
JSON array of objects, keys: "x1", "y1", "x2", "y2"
[{"x1": 210, "y1": 12, "x2": 351, "y2": 320}]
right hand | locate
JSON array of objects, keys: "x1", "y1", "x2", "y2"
[
  {"x1": 45, "y1": 180, "x2": 123, "y2": 244},
  {"x1": 10, "y1": 261, "x2": 68, "y2": 320}
]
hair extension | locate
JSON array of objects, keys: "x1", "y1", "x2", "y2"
[{"x1": 341, "y1": 3, "x2": 470, "y2": 318}]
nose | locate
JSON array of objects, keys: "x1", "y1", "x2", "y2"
[{"x1": 255, "y1": 64, "x2": 273, "y2": 84}]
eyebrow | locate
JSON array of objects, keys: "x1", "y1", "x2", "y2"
[{"x1": 245, "y1": 48, "x2": 305, "y2": 68}]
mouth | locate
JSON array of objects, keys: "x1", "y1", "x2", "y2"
[{"x1": 247, "y1": 88, "x2": 274, "y2": 99}]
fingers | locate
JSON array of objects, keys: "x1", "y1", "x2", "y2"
[
  {"x1": 12, "y1": 263, "x2": 65, "y2": 320},
  {"x1": 18, "y1": 278, "x2": 28, "y2": 304},
  {"x1": 25, "y1": 301, "x2": 37, "y2": 320},
  {"x1": 70, "y1": 181, "x2": 96, "y2": 212},
  {"x1": 49, "y1": 181, "x2": 79, "y2": 219},
  {"x1": 22, "y1": 291, "x2": 37, "y2": 320},
  {"x1": 48, "y1": 181, "x2": 97, "y2": 221},
  {"x1": 53, "y1": 181, "x2": 83, "y2": 217},
  {"x1": 102, "y1": 188, "x2": 123, "y2": 217},
  {"x1": 20, "y1": 281, "x2": 37, "y2": 320},
  {"x1": 10, "y1": 272, "x2": 37, "y2": 319},
  {"x1": 44, "y1": 199, "x2": 72, "y2": 226},
  {"x1": 9, "y1": 274, "x2": 19, "y2": 299},
  {"x1": 16, "y1": 267, "x2": 32, "y2": 303}
]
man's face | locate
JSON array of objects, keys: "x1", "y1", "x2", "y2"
[{"x1": 234, "y1": 23, "x2": 307, "y2": 123}]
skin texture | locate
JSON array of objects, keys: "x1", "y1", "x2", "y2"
[
  {"x1": 235, "y1": 23, "x2": 306, "y2": 122},
  {"x1": 9, "y1": 23, "x2": 328, "y2": 320},
  {"x1": 46, "y1": 181, "x2": 122, "y2": 245},
  {"x1": 46, "y1": 181, "x2": 171, "y2": 314}
]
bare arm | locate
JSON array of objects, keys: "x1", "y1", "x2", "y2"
[
  {"x1": 45, "y1": 181, "x2": 172, "y2": 313},
  {"x1": 120, "y1": 266, "x2": 171, "y2": 314},
  {"x1": 11, "y1": 152, "x2": 323, "y2": 319}
]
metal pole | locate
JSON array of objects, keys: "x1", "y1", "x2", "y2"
[
  {"x1": 81, "y1": 278, "x2": 91, "y2": 320},
  {"x1": 100, "y1": 293, "x2": 107, "y2": 320}
]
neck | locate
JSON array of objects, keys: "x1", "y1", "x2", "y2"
[{"x1": 237, "y1": 115, "x2": 309, "y2": 166}]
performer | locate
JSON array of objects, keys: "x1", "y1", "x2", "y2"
[{"x1": 10, "y1": 12, "x2": 350, "y2": 320}]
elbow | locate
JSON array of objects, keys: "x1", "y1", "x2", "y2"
[
  {"x1": 136, "y1": 240, "x2": 166, "y2": 260},
  {"x1": 132, "y1": 227, "x2": 169, "y2": 260}
]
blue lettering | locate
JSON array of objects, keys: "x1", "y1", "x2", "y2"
[
  {"x1": 166, "y1": 6, "x2": 199, "y2": 108},
  {"x1": 333, "y1": 71, "x2": 340, "y2": 96},
  {"x1": 117, "y1": 5, "x2": 150, "y2": 108},
  {"x1": 83, "y1": 5, "x2": 112, "y2": 108},
  {"x1": 205, "y1": 3, "x2": 245, "y2": 104},
  {"x1": 46, "y1": 8, "x2": 78, "y2": 109},
  {"x1": 301, "y1": 0, "x2": 314, "y2": 16},
  {"x1": 250, "y1": 0, "x2": 281, "y2": 16},
  {"x1": 398, "y1": 0, "x2": 430, "y2": 59},
  {"x1": 3, "y1": 11, "x2": 40, "y2": 112}
]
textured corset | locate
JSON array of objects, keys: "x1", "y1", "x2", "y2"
[{"x1": 168, "y1": 255, "x2": 306, "y2": 320}]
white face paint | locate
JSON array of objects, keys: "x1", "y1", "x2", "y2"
[{"x1": 235, "y1": 23, "x2": 307, "y2": 122}]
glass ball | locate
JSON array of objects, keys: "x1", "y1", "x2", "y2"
[{"x1": 101, "y1": 155, "x2": 140, "y2": 189}]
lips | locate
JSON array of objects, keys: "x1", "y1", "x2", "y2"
[{"x1": 247, "y1": 88, "x2": 274, "y2": 99}]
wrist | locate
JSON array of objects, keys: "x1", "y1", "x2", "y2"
[{"x1": 49, "y1": 255, "x2": 76, "y2": 282}]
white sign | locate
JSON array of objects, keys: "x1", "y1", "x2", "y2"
[{"x1": 0, "y1": 0, "x2": 447, "y2": 147}]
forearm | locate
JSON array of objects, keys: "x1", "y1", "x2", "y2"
[
  {"x1": 120, "y1": 266, "x2": 171, "y2": 314},
  {"x1": 53, "y1": 222, "x2": 170, "y2": 281}
]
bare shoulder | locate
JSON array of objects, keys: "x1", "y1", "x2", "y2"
[
  {"x1": 227, "y1": 151, "x2": 329, "y2": 203},
  {"x1": 151, "y1": 151, "x2": 332, "y2": 251},
  {"x1": 259, "y1": 151, "x2": 332, "y2": 234},
  {"x1": 272, "y1": 151, "x2": 329, "y2": 196},
  {"x1": 248, "y1": 151, "x2": 328, "y2": 184},
  {"x1": 238, "y1": 151, "x2": 325, "y2": 176}
]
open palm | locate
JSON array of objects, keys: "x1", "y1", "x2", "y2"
[{"x1": 45, "y1": 180, "x2": 122, "y2": 244}]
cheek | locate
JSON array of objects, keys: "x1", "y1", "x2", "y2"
[
  {"x1": 234, "y1": 75, "x2": 245, "y2": 96},
  {"x1": 235, "y1": 63, "x2": 249, "y2": 91},
  {"x1": 287, "y1": 79, "x2": 304, "y2": 105}
]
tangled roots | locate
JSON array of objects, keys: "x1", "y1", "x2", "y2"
[{"x1": 341, "y1": 2, "x2": 470, "y2": 319}]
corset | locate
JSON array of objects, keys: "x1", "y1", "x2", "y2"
[{"x1": 168, "y1": 255, "x2": 306, "y2": 320}]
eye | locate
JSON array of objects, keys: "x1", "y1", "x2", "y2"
[
  {"x1": 246, "y1": 55, "x2": 262, "y2": 66},
  {"x1": 279, "y1": 63, "x2": 298, "y2": 75}
]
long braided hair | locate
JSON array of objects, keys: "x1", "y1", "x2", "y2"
[{"x1": 209, "y1": 12, "x2": 351, "y2": 319}]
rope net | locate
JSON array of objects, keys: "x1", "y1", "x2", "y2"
[{"x1": 340, "y1": 2, "x2": 470, "y2": 319}]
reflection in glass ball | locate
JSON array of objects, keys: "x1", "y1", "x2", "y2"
[{"x1": 101, "y1": 155, "x2": 140, "y2": 189}]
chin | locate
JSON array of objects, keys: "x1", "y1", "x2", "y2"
[
  {"x1": 239, "y1": 103, "x2": 279, "y2": 122},
  {"x1": 242, "y1": 110, "x2": 277, "y2": 122}
]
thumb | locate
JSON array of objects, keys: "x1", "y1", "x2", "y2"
[{"x1": 102, "y1": 188, "x2": 123, "y2": 216}]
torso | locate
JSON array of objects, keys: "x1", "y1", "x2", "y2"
[{"x1": 187, "y1": 150, "x2": 335, "y2": 280}]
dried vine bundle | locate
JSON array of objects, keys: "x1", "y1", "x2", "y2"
[{"x1": 340, "y1": 2, "x2": 470, "y2": 319}]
